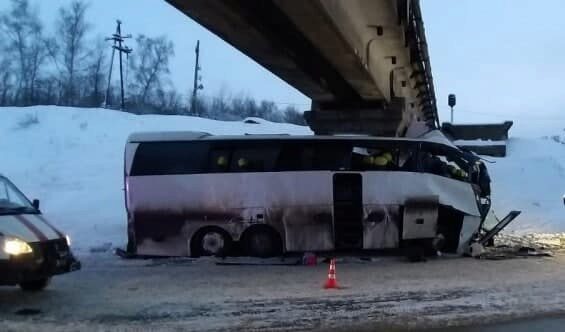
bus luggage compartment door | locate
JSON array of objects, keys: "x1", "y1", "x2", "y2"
[
  {"x1": 333, "y1": 173, "x2": 363, "y2": 249},
  {"x1": 402, "y1": 196, "x2": 439, "y2": 241}
]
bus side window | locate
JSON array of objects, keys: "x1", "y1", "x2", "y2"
[
  {"x1": 420, "y1": 145, "x2": 470, "y2": 182},
  {"x1": 276, "y1": 144, "x2": 314, "y2": 171},
  {"x1": 230, "y1": 147, "x2": 280, "y2": 172},
  {"x1": 352, "y1": 145, "x2": 403, "y2": 171},
  {"x1": 131, "y1": 142, "x2": 209, "y2": 176},
  {"x1": 313, "y1": 144, "x2": 350, "y2": 171},
  {"x1": 209, "y1": 149, "x2": 232, "y2": 173},
  {"x1": 398, "y1": 149, "x2": 418, "y2": 171}
]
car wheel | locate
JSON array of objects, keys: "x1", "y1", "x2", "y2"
[
  {"x1": 19, "y1": 278, "x2": 51, "y2": 292},
  {"x1": 191, "y1": 227, "x2": 232, "y2": 257},
  {"x1": 243, "y1": 226, "x2": 282, "y2": 258}
]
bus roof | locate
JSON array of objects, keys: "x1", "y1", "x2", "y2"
[
  {"x1": 127, "y1": 131, "x2": 212, "y2": 142},
  {"x1": 126, "y1": 130, "x2": 459, "y2": 149}
]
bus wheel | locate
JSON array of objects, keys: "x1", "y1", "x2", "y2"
[
  {"x1": 191, "y1": 227, "x2": 232, "y2": 257},
  {"x1": 242, "y1": 226, "x2": 282, "y2": 258},
  {"x1": 404, "y1": 244, "x2": 427, "y2": 262}
]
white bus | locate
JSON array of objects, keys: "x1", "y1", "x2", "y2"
[{"x1": 124, "y1": 131, "x2": 494, "y2": 258}]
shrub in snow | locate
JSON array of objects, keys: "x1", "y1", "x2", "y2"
[
  {"x1": 16, "y1": 113, "x2": 39, "y2": 129},
  {"x1": 548, "y1": 135, "x2": 564, "y2": 145},
  {"x1": 244, "y1": 118, "x2": 261, "y2": 124}
]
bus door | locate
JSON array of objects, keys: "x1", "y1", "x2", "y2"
[{"x1": 333, "y1": 173, "x2": 363, "y2": 249}]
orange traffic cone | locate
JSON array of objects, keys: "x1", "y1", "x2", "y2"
[{"x1": 324, "y1": 258, "x2": 339, "y2": 289}]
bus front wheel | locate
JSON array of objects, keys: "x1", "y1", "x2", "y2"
[
  {"x1": 242, "y1": 226, "x2": 282, "y2": 258},
  {"x1": 191, "y1": 227, "x2": 232, "y2": 257}
]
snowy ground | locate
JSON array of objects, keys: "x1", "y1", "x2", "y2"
[
  {"x1": 1, "y1": 253, "x2": 565, "y2": 331},
  {"x1": 1, "y1": 106, "x2": 563, "y2": 252}
]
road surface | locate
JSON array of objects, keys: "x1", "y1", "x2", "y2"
[{"x1": 1, "y1": 252, "x2": 565, "y2": 331}]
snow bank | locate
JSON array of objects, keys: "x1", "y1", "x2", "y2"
[
  {"x1": 453, "y1": 139, "x2": 506, "y2": 146},
  {"x1": 489, "y1": 136, "x2": 565, "y2": 234},
  {"x1": 0, "y1": 106, "x2": 563, "y2": 250}
]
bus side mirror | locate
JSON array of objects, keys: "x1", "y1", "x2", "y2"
[{"x1": 32, "y1": 199, "x2": 40, "y2": 210}]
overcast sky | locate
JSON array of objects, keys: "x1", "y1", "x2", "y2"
[{"x1": 1, "y1": 0, "x2": 564, "y2": 131}]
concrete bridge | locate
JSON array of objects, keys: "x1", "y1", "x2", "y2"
[{"x1": 166, "y1": 0, "x2": 438, "y2": 136}]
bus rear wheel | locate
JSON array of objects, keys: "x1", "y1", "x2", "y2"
[
  {"x1": 191, "y1": 227, "x2": 232, "y2": 257},
  {"x1": 242, "y1": 226, "x2": 282, "y2": 258}
]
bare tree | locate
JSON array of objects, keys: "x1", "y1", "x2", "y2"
[
  {"x1": 0, "y1": 58, "x2": 13, "y2": 105},
  {"x1": 258, "y1": 100, "x2": 278, "y2": 120},
  {"x1": 155, "y1": 88, "x2": 183, "y2": 114},
  {"x1": 207, "y1": 92, "x2": 231, "y2": 119},
  {"x1": 283, "y1": 106, "x2": 306, "y2": 125},
  {"x1": 0, "y1": 0, "x2": 47, "y2": 105},
  {"x1": 37, "y1": 75, "x2": 59, "y2": 105},
  {"x1": 0, "y1": 35, "x2": 13, "y2": 106},
  {"x1": 84, "y1": 38, "x2": 106, "y2": 107},
  {"x1": 53, "y1": 0, "x2": 90, "y2": 105},
  {"x1": 129, "y1": 35, "x2": 174, "y2": 105}
]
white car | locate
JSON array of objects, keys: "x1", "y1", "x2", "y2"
[{"x1": 0, "y1": 174, "x2": 80, "y2": 291}]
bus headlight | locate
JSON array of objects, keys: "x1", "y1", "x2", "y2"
[{"x1": 4, "y1": 238, "x2": 33, "y2": 255}]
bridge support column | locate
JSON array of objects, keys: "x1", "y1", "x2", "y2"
[{"x1": 304, "y1": 98, "x2": 406, "y2": 136}]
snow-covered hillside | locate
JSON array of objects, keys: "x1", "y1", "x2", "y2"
[
  {"x1": 0, "y1": 106, "x2": 310, "y2": 252},
  {"x1": 0, "y1": 106, "x2": 563, "y2": 251}
]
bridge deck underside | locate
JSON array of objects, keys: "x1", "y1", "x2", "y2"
[{"x1": 166, "y1": 0, "x2": 438, "y2": 136}]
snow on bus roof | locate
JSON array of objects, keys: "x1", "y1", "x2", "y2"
[
  {"x1": 127, "y1": 131, "x2": 212, "y2": 142},
  {"x1": 127, "y1": 130, "x2": 461, "y2": 149}
]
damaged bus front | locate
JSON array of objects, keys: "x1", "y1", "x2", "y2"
[{"x1": 123, "y1": 132, "x2": 499, "y2": 258}]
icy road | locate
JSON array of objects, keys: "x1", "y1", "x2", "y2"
[{"x1": 2, "y1": 253, "x2": 565, "y2": 331}]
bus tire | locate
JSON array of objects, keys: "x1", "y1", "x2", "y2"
[
  {"x1": 19, "y1": 278, "x2": 50, "y2": 292},
  {"x1": 405, "y1": 245, "x2": 427, "y2": 262},
  {"x1": 242, "y1": 226, "x2": 282, "y2": 258},
  {"x1": 191, "y1": 227, "x2": 232, "y2": 257}
]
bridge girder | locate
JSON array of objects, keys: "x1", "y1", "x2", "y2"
[{"x1": 166, "y1": 0, "x2": 438, "y2": 136}]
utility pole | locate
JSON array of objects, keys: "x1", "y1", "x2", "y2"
[
  {"x1": 104, "y1": 20, "x2": 132, "y2": 110},
  {"x1": 191, "y1": 40, "x2": 203, "y2": 116}
]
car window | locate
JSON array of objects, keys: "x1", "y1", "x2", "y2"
[{"x1": 0, "y1": 178, "x2": 33, "y2": 210}]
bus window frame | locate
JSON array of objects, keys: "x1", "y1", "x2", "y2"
[
  {"x1": 350, "y1": 139, "x2": 420, "y2": 172},
  {"x1": 207, "y1": 140, "x2": 282, "y2": 173},
  {"x1": 417, "y1": 142, "x2": 472, "y2": 182},
  {"x1": 129, "y1": 141, "x2": 210, "y2": 176},
  {"x1": 129, "y1": 138, "x2": 474, "y2": 181}
]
